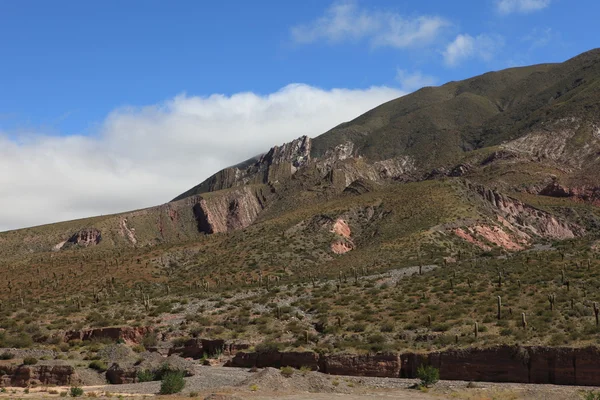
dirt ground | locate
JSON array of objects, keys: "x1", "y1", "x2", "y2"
[{"x1": 1, "y1": 367, "x2": 598, "y2": 399}]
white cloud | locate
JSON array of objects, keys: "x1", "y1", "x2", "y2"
[
  {"x1": 496, "y1": 0, "x2": 551, "y2": 15},
  {"x1": 443, "y1": 33, "x2": 504, "y2": 67},
  {"x1": 291, "y1": 0, "x2": 449, "y2": 48},
  {"x1": 0, "y1": 84, "x2": 404, "y2": 231},
  {"x1": 395, "y1": 69, "x2": 437, "y2": 92},
  {"x1": 523, "y1": 27, "x2": 558, "y2": 48}
]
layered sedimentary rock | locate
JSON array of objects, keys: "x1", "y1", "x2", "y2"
[
  {"x1": 225, "y1": 346, "x2": 600, "y2": 385},
  {"x1": 0, "y1": 365, "x2": 78, "y2": 387},
  {"x1": 64, "y1": 228, "x2": 102, "y2": 247},
  {"x1": 168, "y1": 338, "x2": 250, "y2": 358},
  {"x1": 191, "y1": 186, "x2": 270, "y2": 234},
  {"x1": 64, "y1": 326, "x2": 153, "y2": 344}
]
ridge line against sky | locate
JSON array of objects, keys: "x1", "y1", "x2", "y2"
[{"x1": 0, "y1": 0, "x2": 596, "y2": 231}]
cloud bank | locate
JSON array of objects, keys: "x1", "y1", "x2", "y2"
[
  {"x1": 496, "y1": 0, "x2": 551, "y2": 15},
  {"x1": 443, "y1": 33, "x2": 505, "y2": 66},
  {"x1": 0, "y1": 84, "x2": 404, "y2": 231},
  {"x1": 291, "y1": 0, "x2": 449, "y2": 48}
]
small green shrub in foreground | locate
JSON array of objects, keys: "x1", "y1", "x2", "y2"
[
  {"x1": 137, "y1": 369, "x2": 155, "y2": 382},
  {"x1": 70, "y1": 386, "x2": 84, "y2": 397},
  {"x1": 417, "y1": 365, "x2": 439, "y2": 387},
  {"x1": 159, "y1": 371, "x2": 185, "y2": 394},
  {"x1": 88, "y1": 360, "x2": 107, "y2": 372}
]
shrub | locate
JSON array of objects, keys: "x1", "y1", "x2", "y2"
[
  {"x1": 280, "y1": 366, "x2": 294, "y2": 378},
  {"x1": 0, "y1": 351, "x2": 14, "y2": 360},
  {"x1": 137, "y1": 369, "x2": 155, "y2": 382},
  {"x1": 88, "y1": 360, "x2": 107, "y2": 372},
  {"x1": 255, "y1": 341, "x2": 281, "y2": 353},
  {"x1": 159, "y1": 371, "x2": 185, "y2": 394},
  {"x1": 132, "y1": 344, "x2": 145, "y2": 353},
  {"x1": 23, "y1": 357, "x2": 38, "y2": 365},
  {"x1": 70, "y1": 387, "x2": 84, "y2": 397},
  {"x1": 417, "y1": 365, "x2": 439, "y2": 387}
]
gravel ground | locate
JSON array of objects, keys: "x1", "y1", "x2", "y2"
[
  {"x1": 69, "y1": 366, "x2": 600, "y2": 399},
  {"x1": 92, "y1": 365, "x2": 254, "y2": 394},
  {"x1": 2, "y1": 366, "x2": 599, "y2": 399}
]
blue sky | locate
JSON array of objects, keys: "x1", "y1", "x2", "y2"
[
  {"x1": 0, "y1": 0, "x2": 598, "y2": 230},
  {"x1": 0, "y1": 0, "x2": 593, "y2": 135}
]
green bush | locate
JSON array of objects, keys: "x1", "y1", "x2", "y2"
[
  {"x1": 88, "y1": 360, "x2": 108, "y2": 372},
  {"x1": 416, "y1": 365, "x2": 439, "y2": 387},
  {"x1": 69, "y1": 386, "x2": 84, "y2": 397},
  {"x1": 159, "y1": 371, "x2": 185, "y2": 394},
  {"x1": 254, "y1": 341, "x2": 281, "y2": 353},
  {"x1": 0, "y1": 351, "x2": 14, "y2": 360},
  {"x1": 23, "y1": 357, "x2": 38, "y2": 365},
  {"x1": 280, "y1": 366, "x2": 294, "y2": 378},
  {"x1": 137, "y1": 369, "x2": 155, "y2": 382}
]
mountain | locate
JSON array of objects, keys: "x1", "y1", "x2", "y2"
[{"x1": 1, "y1": 50, "x2": 600, "y2": 366}]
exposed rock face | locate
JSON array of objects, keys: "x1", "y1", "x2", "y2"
[
  {"x1": 191, "y1": 186, "x2": 269, "y2": 234},
  {"x1": 176, "y1": 136, "x2": 416, "y2": 202},
  {"x1": 119, "y1": 218, "x2": 137, "y2": 244},
  {"x1": 225, "y1": 351, "x2": 319, "y2": 371},
  {"x1": 330, "y1": 218, "x2": 354, "y2": 254},
  {"x1": 168, "y1": 338, "x2": 249, "y2": 358},
  {"x1": 0, "y1": 365, "x2": 78, "y2": 387},
  {"x1": 502, "y1": 118, "x2": 600, "y2": 169},
  {"x1": 467, "y1": 182, "x2": 584, "y2": 241},
  {"x1": 342, "y1": 179, "x2": 374, "y2": 196},
  {"x1": 320, "y1": 353, "x2": 401, "y2": 377},
  {"x1": 66, "y1": 228, "x2": 102, "y2": 247},
  {"x1": 540, "y1": 182, "x2": 600, "y2": 206},
  {"x1": 106, "y1": 354, "x2": 194, "y2": 384},
  {"x1": 226, "y1": 346, "x2": 600, "y2": 385},
  {"x1": 64, "y1": 326, "x2": 153, "y2": 345},
  {"x1": 174, "y1": 136, "x2": 312, "y2": 198}
]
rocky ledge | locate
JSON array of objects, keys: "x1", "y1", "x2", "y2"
[
  {"x1": 226, "y1": 345, "x2": 600, "y2": 386},
  {"x1": 0, "y1": 365, "x2": 78, "y2": 387}
]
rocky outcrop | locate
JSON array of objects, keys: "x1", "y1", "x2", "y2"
[
  {"x1": 466, "y1": 182, "x2": 584, "y2": 241},
  {"x1": 64, "y1": 228, "x2": 102, "y2": 247},
  {"x1": 225, "y1": 346, "x2": 600, "y2": 386},
  {"x1": 64, "y1": 326, "x2": 153, "y2": 344},
  {"x1": 502, "y1": 118, "x2": 600, "y2": 169},
  {"x1": 191, "y1": 186, "x2": 270, "y2": 234},
  {"x1": 321, "y1": 353, "x2": 401, "y2": 377},
  {"x1": 168, "y1": 338, "x2": 249, "y2": 359},
  {"x1": 225, "y1": 351, "x2": 319, "y2": 371},
  {"x1": 106, "y1": 354, "x2": 195, "y2": 384},
  {"x1": 539, "y1": 182, "x2": 600, "y2": 206},
  {"x1": 174, "y1": 136, "x2": 312, "y2": 199},
  {"x1": 0, "y1": 365, "x2": 78, "y2": 387}
]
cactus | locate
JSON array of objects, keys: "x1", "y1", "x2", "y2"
[
  {"x1": 497, "y1": 296, "x2": 502, "y2": 320},
  {"x1": 548, "y1": 294, "x2": 556, "y2": 311},
  {"x1": 594, "y1": 302, "x2": 599, "y2": 327},
  {"x1": 427, "y1": 315, "x2": 432, "y2": 327},
  {"x1": 561, "y1": 269, "x2": 565, "y2": 285},
  {"x1": 474, "y1": 322, "x2": 479, "y2": 338},
  {"x1": 521, "y1": 312, "x2": 527, "y2": 329},
  {"x1": 498, "y1": 272, "x2": 502, "y2": 288}
]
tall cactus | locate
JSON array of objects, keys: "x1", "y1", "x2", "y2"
[
  {"x1": 497, "y1": 296, "x2": 502, "y2": 320},
  {"x1": 548, "y1": 294, "x2": 556, "y2": 311}
]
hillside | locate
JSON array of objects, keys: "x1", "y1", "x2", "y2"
[{"x1": 1, "y1": 49, "x2": 600, "y2": 389}]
